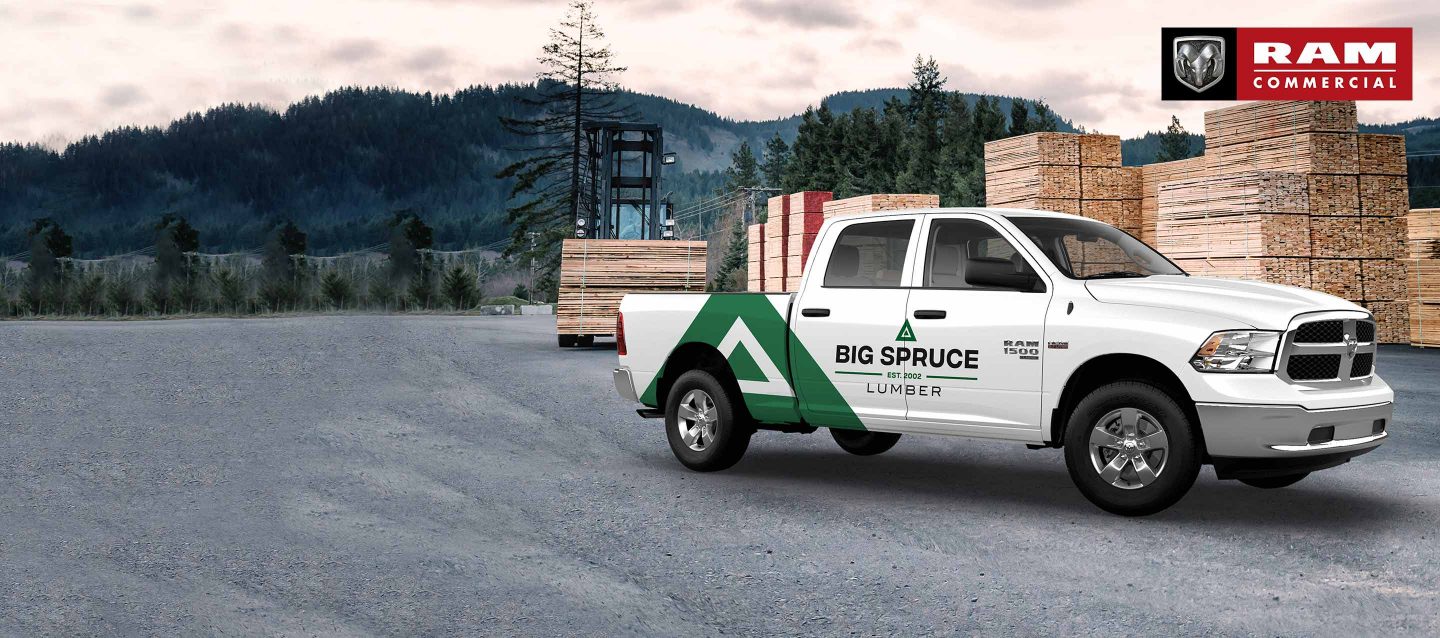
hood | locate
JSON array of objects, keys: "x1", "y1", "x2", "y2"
[{"x1": 1084, "y1": 275, "x2": 1366, "y2": 330}]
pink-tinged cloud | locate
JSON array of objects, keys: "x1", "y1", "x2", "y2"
[{"x1": 0, "y1": 0, "x2": 1433, "y2": 148}]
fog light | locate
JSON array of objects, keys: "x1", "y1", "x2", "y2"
[
  {"x1": 1307, "y1": 426, "x2": 1335, "y2": 445},
  {"x1": 1372, "y1": 419, "x2": 1386, "y2": 434}
]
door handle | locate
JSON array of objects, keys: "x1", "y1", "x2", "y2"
[
  {"x1": 913, "y1": 309, "x2": 947, "y2": 319},
  {"x1": 801, "y1": 308, "x2": 830, "y2": 318}
]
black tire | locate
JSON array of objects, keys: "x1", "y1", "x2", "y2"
[
  {"x1": 1063, "y1": 381, "x2": 1200, "y2": 516},
  {"x1": 558, "y1": 334, "x2": 577, "y2": 348},
  {"x1": 1240, "y1": 473, "x2": 1309, "y2": 489},
  {"x1": 576, "y1": 335, "x2": 595, "y2": 347},
  {"x1": 830, "y1": 429, "x2": 901, "y2": 456},
  {"x1": 665, "y1": 370, "x2": 752, "y2": 472}
]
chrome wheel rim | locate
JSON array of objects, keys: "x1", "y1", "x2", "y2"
[
  {"x1": 1088, "y1": 407, "x2": 1169, "y2": 490},
  {"x1": 676, "y1": 389, "x2": 718, "y2": 452}
]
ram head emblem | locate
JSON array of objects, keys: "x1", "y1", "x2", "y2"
[{"x1": 1173, "y1": 36, "x2": 1225, "y2": 92}]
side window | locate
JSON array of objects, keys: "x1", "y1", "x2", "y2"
[
  {"x1": 823, "y1": 219, "x2": 915, "y2": 288},
  {"x1": 924, "y1": 219, "x2": 1044, "y2": 292}
]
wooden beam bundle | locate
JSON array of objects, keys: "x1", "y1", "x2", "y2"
[
  {"x1": 1140, "y1": 157, "x2": 1207, "y2": 244},
  {"x1": 1203, "y1": 101, "x2": 1357, "y2": 148},
  {"x1": 1409, "y1": 209, "x2": 1440, "y2": 347},
  {"x1": 746, "y1": 223, "x2": 764, "y2": 292},
  {"x1": 556, "y1": 239, "x2": 707, "y2": 336},
  {"x1": 985, "y1": 133, "x2": 1140, "y2": 232}
]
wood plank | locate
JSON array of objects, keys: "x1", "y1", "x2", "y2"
[
  {"x1": 1409, "y1": 302, "x2": 1440, "y2": 347},
  {"x1": 986, "y1": 165, "x2": 1080, "y2": 204},
  {"x1": 1160, "y1": 214, "x2": 1310, "y2": 258},
  {"x1": 1362, "y1": 300, "x2": 1410, "y2": 344},
  {"x1": 1310, "y1": 258, "x2": 1362, "y2": 299},
  {"x1": 1406, "y1": 258, "x2": 1440, "y2": 302},
  {"x1": 1080, "y1": 200, "x2": 1143, "y2": 235},
  {"x1": 1307, "y1": 174, "x2": 1360, "y2": 215},
  {"x1": 1410, "y1": 209, "x2": 1440, "y2": 258},
  {"x1": 822, "y1": 194, "x2": 940, "y2": 219},
  {"x1": 983, "y1": 132, "x2": 1080, "y2": 172},
  {"x1": 991, "y1": 198, "x2": 1080, "y2": 215},
  {"x1": 1310, "y1": 217, "x2": 1365, "y2": 258},
  {"x1": 1360, "y1": 259, "x2": 1407, "y2": 301},
  {"x1": 1080, "y1": 166, "x2": 1142, "y2": 199},
  {"x1": 1079, "y1": 134, "x2": 1122, "y2": 167},
  {"x1": 556, "y1": 239, "x2": 707, "y2": 336},
  {"x1": 1157, "y1": 171, "x2": 1309, "y2": 219},
  {"x1": 1359, "y1": 175, "x2": 1408, "y2": 216},
  {"x1": 1204, "y1": 133, "x2": 1358, "y2": 176},
  {"x1": 1358, "y1": 134, "x2": 1408, "y2": 176},
  {"x1": 1203, "y1": 101, "x2": 1357, "y2": 148}
]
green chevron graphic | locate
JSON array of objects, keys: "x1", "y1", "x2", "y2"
[{"x1": 639, "y1": 295, "x2": 864, "y2": 430}]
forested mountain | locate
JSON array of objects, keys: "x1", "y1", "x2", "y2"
[
  {"x1": 0, "y1": 82, "x2": 1076, "y2": 258},
  {"x1": 1, "y1": 79, "x2": 1431, "y2": 258},
  {"x1": 1361, "y1": 118, "x2": 1440, "y2": 208},
  {"x1": 1120, "y1": 131, "x2": 1206, "y2": 166}
]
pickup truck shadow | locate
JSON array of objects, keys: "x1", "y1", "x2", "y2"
[{"x1": 711, "y1": 447, "x2": 1408, "y2": 528}]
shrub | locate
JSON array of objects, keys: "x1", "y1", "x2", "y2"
[
  {"x1": 74, "y1": 273, "x2": 106, "y2": 315},
  {"x1": 213, "y1": 269, "x2": 249, "y2": 313},
  {"x1": 320, "y1": 270, "x2": 354, "y2": 309},
  {"x1": 106, "y1": 276, "x2": 140, "y2": 315},
  {"x1": 441, "y1": 265, "x2": 479, "y2": 310}
]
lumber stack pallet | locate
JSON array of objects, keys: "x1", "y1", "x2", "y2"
[
  {"x1": 783, "y1": 191, "x2": 833, "y2": 291},
  {"x1": 763, "y1": 195, "x2": 790, "y2": 292},
  {"x1": 985, "y1": 133, "x2": 1141, "y2": 233},
  {"x1": 1140, "y1": 157, "x2": 1207, "y2": 244},
  {"x1": 823, "y1": 194, "x2": 939, "y2": 220},
  {"x1": 557, "y1": 239, "x2": 706, "y2": 336},
  {"x1": 1409, "y1": 209, "x2": 1440, "y2": 347},
  {"x1": 1158, "y1": 172, "x2": 1313, "y2": 286},
  {"x1": 746, "y1": 223, "x2": 765, "y2": 292}
]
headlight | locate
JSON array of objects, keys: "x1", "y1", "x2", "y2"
[{"x1": 1191, "y1": 330, "x2": 1281, "y2": 373}]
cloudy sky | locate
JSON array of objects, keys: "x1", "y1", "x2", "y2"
[{"x1": 1, "y1": 0, "x2": 1435, "y2": 148}]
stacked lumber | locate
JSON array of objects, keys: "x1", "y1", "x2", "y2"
[
  {"x1": 823, "y1": 193, "x2": 940, "y2": 219},
  {"x1": 985, "y1": 133, "x2": 1141, "y2": 233},
  {"x1": 1409, "y1": 209, "x2": 1440, "y2": 347},
  {"x1": 1204, "y1": 101, "x2": 1357, "y2": 148},
  {"x1": 557, "y1": 239, "x2": 706, "y2": 336},
  {"x1": 783, "y1": 191, "x2": 833, "y2": 290},
  {"x1": 1140, "y1": 157, "x2": 1207, "y2": 244},
  {"x1": 746, "y1": 223, "x2": 764, "y2": 292},
  {"x1": 1350, "y1": 133, "x2": 1410, "y2": 342},
  {"x1": 1158, "y1": 172, "x2": 1311, "y2": 274},
  {"x1": 763, "y1": 195, "x2": 789, "y2": 292}
]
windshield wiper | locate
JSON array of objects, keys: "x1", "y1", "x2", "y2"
[{"x1": 1084, "y1": 271, "x2": 1150, "y2": 280}]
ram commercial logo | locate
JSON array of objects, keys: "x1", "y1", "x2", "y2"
[{"x1": 1161, "y1": 27, "x2": 1412, "y2": 101}]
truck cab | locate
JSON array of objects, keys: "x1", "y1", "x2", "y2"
[{"x1": 614, "y1": 208, "x2": 1393, "y2": 515}]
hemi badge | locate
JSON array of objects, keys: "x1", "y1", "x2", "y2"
[{"x1": 1047, "y1": 342, "x2": 1069, "y2": 350}]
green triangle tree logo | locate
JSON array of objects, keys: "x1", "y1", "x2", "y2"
[{"x1": 895, "y1": 319, "x2": 917, "y2": 342}]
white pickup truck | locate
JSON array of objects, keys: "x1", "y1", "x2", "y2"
[{"x1": 612, "y1": 208, "x2": 1392, "y2": 515}]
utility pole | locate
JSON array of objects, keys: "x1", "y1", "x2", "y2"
[{"x1": 527, "y1": 231, "x2": 538, "y2": 302}]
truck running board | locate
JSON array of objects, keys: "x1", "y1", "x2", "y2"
[{"x1": 636, "y1": 408, "x2": 665, "y2": 419}]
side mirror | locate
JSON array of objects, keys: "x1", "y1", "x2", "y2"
[{"x1": 965, "y1": 257, "x2": 1044, "y2": 292}]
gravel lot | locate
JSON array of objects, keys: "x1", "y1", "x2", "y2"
[{"x1": 2, "y1": 315, "x2": 1439, "y2": 636}]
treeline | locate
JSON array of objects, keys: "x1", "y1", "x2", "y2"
[
  {"x1": 765, "y1": 57, "x2": 1062, "y2": 208},
  {"x1": 2, "y1": 213, "x2": 529, "y2": 319}
]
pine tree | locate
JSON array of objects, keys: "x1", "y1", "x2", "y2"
[
  {"x1": 320, "y1": 269, "x2": 355, "y2": 309},
  {"x1": 497, "y1": 1, "x2": 633, "y2": 299},
  {"x1": 897, "y1": 56, "x2": 947, "y2": 195},
  {"x1": 713, "y1": 143, "x2": 762, "y2": 291},
  {"x1": 938, "y1": 93, "x2": 977, "y2": 206},
  {"x1": 1009, "y1": 98, "x2": 1031, "y2": 136},
  {"x1": 1030, "y1": 100, "x2": 1060, "y2": 133},
  {"x1": 440, "y1": 264, "x2": 479, "y2": 309},
  {"x1": 1156, "y1": 115, "x2": 1193, "y2": 162},
  {"x1": 761, "y1": 134, "x2": 789, "y2": 190}
]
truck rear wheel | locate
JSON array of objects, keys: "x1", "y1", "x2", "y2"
[
  {"x1": 830, "y1": 429, "x2": 901, "y2": 456},
  {"x1": 1240, "y1": 473, "x2": 1309, "y2": 489},
  {"x1": 665, "y1": 370, "x2": 752, "y2": 472},
  {"x1": 1063, "y1": 381, "x2": 1200, "y2": 516}
]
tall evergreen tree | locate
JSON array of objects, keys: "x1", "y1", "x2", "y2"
[
  {"x1": 938, "y1": 93, "x2": 977, "y2": 206},
  {"x1": 761, "y1": 133, "x2": 790, "y2": 190},
  {"x1": 897, "y1": 56, "x2": 947, "y2": 195},
  {"x1": 497, "y1": 0, "x2": 632, "y2": 297},
  {"x1": 1156, "y1": 115, "x2": 1194, "y2": 162},
  {"x1": 1009, "y1": 98, "x2": 1031, "y2": 136},
  {"x1": 713, "y1": 142, "x2": 762, "y2": 292}
]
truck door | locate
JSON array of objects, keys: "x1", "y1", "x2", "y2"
[
  {"x1": 790, "y1": 216, "x2": 920, "y2": 431},
  {"x1": 902, "y1": 214, "x2": 1052, "y2": 439}
]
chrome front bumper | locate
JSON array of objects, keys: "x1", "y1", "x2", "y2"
[
  {"x1": 613, "y1": 367, "x2": 638, "y2": 402},
  {"x1": 1197, "y1": 401, "x2": 1392, "y2": 458}
]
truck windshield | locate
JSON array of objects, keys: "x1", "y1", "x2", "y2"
[{"x1": 1004, "y1": 216, "x2": 1185, "y2": 280}]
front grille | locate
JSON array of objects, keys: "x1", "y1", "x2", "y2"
[
  {"x1": 1355, "y1": 321, "x2": 1375, "y2": 343},
  {"x1": 1295, "y1": 320, "x2": 1344, "y2": 343},
  {"x1": 1287, "y1": 354, "x2": 1341, "y2": 381},
  {"x1": 1350, "y1": 352, "x2": 1374, "y2": 377}
]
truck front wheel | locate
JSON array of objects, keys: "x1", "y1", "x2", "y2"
[
  {"x1": 665, "y1": 370, "x2": 752, "y2": 472},
  {"x1": 1063, "y1": 381, "x2": 1201, "y2": 516},
  {"x1": 830, "y1": 429, "x2": 901, "y2": 456}
]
